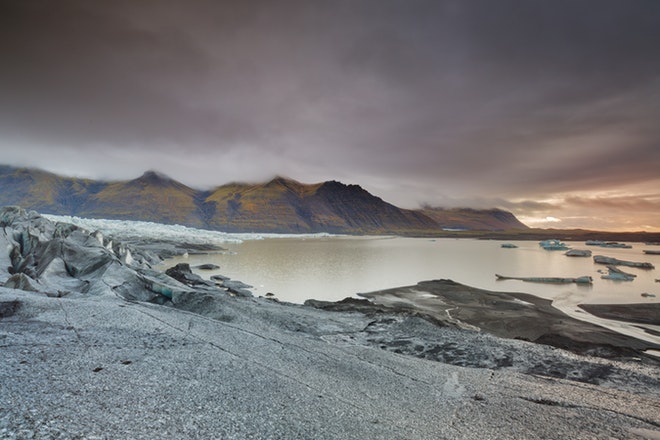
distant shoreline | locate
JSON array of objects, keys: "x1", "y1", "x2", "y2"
[
  {"x1": 42, "y1": 213, "x2": 660, "y2": 243},
  {"x1": 402, "y1": 228, "x2": 660, "y2": 243}
]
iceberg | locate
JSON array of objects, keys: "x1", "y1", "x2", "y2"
[
  {"x1": 593, "y1": 255, "x2": 655, "y2": 269},
  {"x1": 600, "y1": 265, "x2": 636, "y2": 281},
  {"x1": 495, "y1": 274, "x2": 593, "y2": 284},
  {"x1": 539, "y1": 239, "x2": 570, "y2": 251},
  {"x1": 565, "y1": 249, "x2": 592, "y2": 257},
  {"x1": 585, "y1": 240, "x2": 632, "y2": 248}
]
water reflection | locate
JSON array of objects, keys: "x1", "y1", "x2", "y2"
[{"x1": 160, "y1": 236, "x2": 658, "y2": 306}]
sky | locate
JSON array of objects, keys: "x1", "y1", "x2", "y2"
[{"x1": 1, "y1": 0, "x2": 659, "y2": 231}]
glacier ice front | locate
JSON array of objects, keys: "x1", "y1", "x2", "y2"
[{"x1": 43, "y1": 214, "x2": 337, "y2": 246}]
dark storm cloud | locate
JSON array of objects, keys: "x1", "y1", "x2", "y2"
[
  {"x1": 0, "y1": 1, "x2": 227, "y2": 146},
  {"x1": 1, "y1": 0, "x2": 659, "y2": 215}
]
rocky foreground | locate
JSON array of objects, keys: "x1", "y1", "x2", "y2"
[{"x1": 1, "y1": 207, "x2": 659, "y2": 439}]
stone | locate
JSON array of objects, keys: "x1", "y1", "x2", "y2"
[
  {"x1": 4, "y1": 273, "x2": 41, "y2": 292},
  {"x1": 165, "y1": 263, "x2": 215, "y2": 288},
  {"x1": 195, "y1": 263, "x2": 220, "y2": 270}
]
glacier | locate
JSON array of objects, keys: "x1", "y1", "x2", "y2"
[{"x1": 43, "y1": 214, "x2": 338, "y2": 245}]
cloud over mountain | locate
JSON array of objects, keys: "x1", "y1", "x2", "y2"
[{"x1": 1, "y1": 1, "x2": 658, "y2": 230}]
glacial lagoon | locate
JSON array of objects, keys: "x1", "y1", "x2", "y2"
[
  {"x1": 160, "y1": 236, "x2": 660, "y2": 346},
  {"x1": 47, "y1": 214, "x2": 658, "y2": 344},
  {"x1": 162, "y1": 236, "x2": 658, "y2": 305}
]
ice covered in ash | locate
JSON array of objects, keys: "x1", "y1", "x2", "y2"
[{"x1": 42, "y1": 215, "x2": 335, "y2": 245}]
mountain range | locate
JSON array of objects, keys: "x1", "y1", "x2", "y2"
[{"x1": 0, "y1": 165, "x2": 528, "y2": 233}]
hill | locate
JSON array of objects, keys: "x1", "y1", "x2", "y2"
[
  {"x1": 0, "y1": 165, "x2": 528, "y2": 234},
  {"x1": 79, "y1": 171, "x2": 205, "y2": 228},
  {"x1": 2, "y1": 207, "x2": 657, "y2": 439},
  {"x1": 0, "y1": 165, "x2": 105, "y2": 215},
  {"x1": 204, "y1": 177, "x2": 439, "y2": 233},
  {"x1": 421, "y1": 207, "x2": 529, "y2": 230}
]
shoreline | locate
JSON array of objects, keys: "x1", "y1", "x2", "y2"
[
  {"x1": 1, "y1": 207, "x2": 659, "y2": 438},
  {"x1": 402, "y1": 228, "x2": 660, "y2": 243},
  {"x1": 578, "y1": 303, "x2": 660, "y2": 326},
  {"x1": 4, "y1": 286, "x2": 659, "y2": 438},
  {"x1": 4, "y1": 206, "x2": 658, "y2": 358},
  {"x1": 162, "y1": 235, "x2": 658, "y2": 304},
  {"x1": 307, "y1": 279, "x2": 660, "y2": 360},
  {"x1": 41, "y1": 213, "x2": 660, "y2": 243}
]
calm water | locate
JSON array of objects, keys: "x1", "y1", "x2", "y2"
[{"x1": 161, "y1": 236, "x2": 659, "y2": 306}]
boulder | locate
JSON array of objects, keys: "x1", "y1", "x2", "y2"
[
  {"x1": 4, "y1": 273, "x2": 41, "y2": 292},
  {"x1": 221, "y1": 280, "x2": 253, "y2": 297},
  {"x1": 195, "y1": 263, "x2": 220, "y2": 270},
  {"x1": 165, "y1": 263, "x2": 214, "y2": 288}
]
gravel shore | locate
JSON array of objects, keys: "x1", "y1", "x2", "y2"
[
  {"x1": 1, "y1": 207, "x2": 659, "y2": 439},
  {"x1": 2, "y1": 288, "x2": 660, "y2": 439}
]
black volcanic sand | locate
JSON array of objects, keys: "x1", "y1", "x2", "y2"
[
  {"x1": 2, "y1": 208, "x2": 659, "y2": 438},
  {"x1": 578, "y1": 303, "x2": 660, "y2": 326},
  {"x1": 308, "y1": 279, "x2": 660, "y2": 359},
  {"x1": 5, "y1": 287, "x2": 660, "y2": 439}
]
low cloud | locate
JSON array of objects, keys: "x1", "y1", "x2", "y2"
[
  {"x1": 564, "y1": 194, "x2": 660, "y2": 212},
  {"x1": 0, "y1": 1, "x2": 658, "y2": 231},
  {"x1": 511, "y1": 194, "x2": 660, "y2": 231}
]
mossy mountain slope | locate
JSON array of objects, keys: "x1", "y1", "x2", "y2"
[
  {"x1": 0, "y1": 165, "x2": 528, "y2": 233},
  {"x1": 0, "y1": 165, "x2": 105, "y2": 215},
  {"x1": 205, "y1": 177, "x2": 439, "y2": 233},
  {"x1": 422, "y1": 207, "x2": 529, "y2": 230},
  {"x1": 78, "y1": 171, "x2": 205, "y2": 227}
]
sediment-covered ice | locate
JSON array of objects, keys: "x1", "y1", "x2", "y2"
[
  {"x1": 43, "y1": 214, "x2": 336, "y2": 245},
  {"x1": 1, "y1": 207, "x2": 659, "y2": 438}
]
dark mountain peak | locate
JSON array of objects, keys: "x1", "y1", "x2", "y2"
[
  {"x1": 263, "y1": 176, "x2": 318, "y2": 197},
  {"x1": 129, "y1": 170, "x2": 189, "y2": 190},
  {"x1": 137, "y1": 170, "x2": 174, "y2": 183},
  {"x1": 266, "y1": 176, "x2": 301, "y2": 187},
  {"x1": 421, "y1": 205, "x2": 528, "y2": 230},
  {"x1": 4, "y1": 165, "x2": 54, "y2": 178},
  {"x1": 0, "y1": 164, "x2": 16, "y2": 174},
  {"x1": 319, "y1": 179, "x2": 342, "y2": 189},
  {"x1": 318, "y1": 180, "x2": 383, "y2": 202},
  {"x1": 0, "y1": 164, "x2": 530, "y2": 233},
  {"x1": 319, "y1": 180, "x2": 363, "y2": 192}
]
